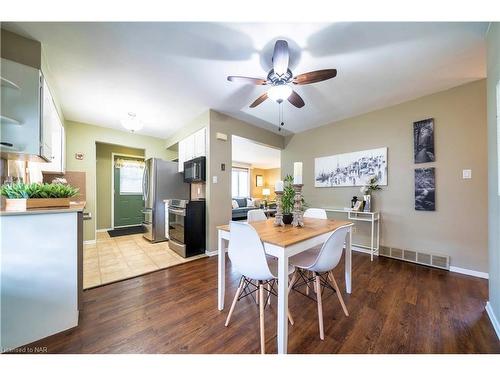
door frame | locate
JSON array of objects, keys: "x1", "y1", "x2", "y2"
[{"x1": 111, "y1": 152, "x2": 146, "y2": 229}]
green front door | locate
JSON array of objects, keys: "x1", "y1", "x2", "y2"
[{"x1": 114, "y1": 156, "x2": 144, "y2": 227}]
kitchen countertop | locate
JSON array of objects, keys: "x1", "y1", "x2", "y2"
[{"x1": 0, "y1": 201, "x2": 86, "y2": 216}]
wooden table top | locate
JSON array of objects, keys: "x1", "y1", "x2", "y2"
[{"x1": 217, "y1": 218, "x2": 353, "y2": 248}]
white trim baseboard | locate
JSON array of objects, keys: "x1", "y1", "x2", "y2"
[
  {"x1": 83, "y1": 240, "x2": 96, "y2": 245},
  {"x1": 486, "y1": 301, "x2": 500, "y2": 340},
  {"x1": 206, "y1": 249, "x2": 219, "y2": 257},
  {"x1": 96, "y1": 228, "x2": 112, "y2": 233},
  {"x1": 449, "y1": 266, "x2": 489, "y2": 279}
]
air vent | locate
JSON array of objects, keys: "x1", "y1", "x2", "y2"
[
  {"x1": 391, "y1": 248, "x2": 403, "y2": 259},
  {"x1": 379, "y1": 246, "x2": 450, "y2": 271},
  {"x1": 403, "y1": 250, "x2": 417, "y2": 262},
  {"x1": 431, "y1": 255, "x2": 449, "y2": 269},
  {"x1": 379, "y1": 246, "x2": 391, "y2": 256}
]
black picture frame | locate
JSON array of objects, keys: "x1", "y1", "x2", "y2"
[
  {"x1": 413, "y1": 118, "x2": 435, "y2": 163},
  {"x1": 415, "y1": 167, "x2": 435, "y2": 211}
]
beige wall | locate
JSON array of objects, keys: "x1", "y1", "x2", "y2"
[
  {"x1": 282, "y1": 79, "x2": 488, "y2": 272},
  {"x1": 250, "y1": 167, "x2": 281, "y2": 199},
  {"x1": 486, "y1": 23, "x2": 500, "y2": 326},
  {"x1": 95, "y1": 143, "x2": 145, "y2": 230},
  {"x1": 65, "y1": 120, "x2": 176, "y2": 241},
  {"x1": 207, "y1": 110, "x2": 285, "y2": 250}
]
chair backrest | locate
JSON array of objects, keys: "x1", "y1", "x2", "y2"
[
  {"x1": 227, "y1": 221, "x2": 275, "y2": 281},
  {"x1": 308, "y1": 225, "x2": 350, "y2": 273},
  {"x1": 304, "y1": 208, "x2": 327, "y2": 219},
  {"x1": 247, "y1": 209, "x2": 267, "y2": 222}
]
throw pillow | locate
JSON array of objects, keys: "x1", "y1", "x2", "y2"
[
  {"x1": 246, "y1": 198, "x2": 254, "y2": 207},
  {"x1": 232, "y1": 199, "x2": 239, "y2": 209}
]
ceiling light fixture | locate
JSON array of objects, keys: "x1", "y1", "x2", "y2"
[
  {"x1": 121, "y1": 112, "x2": 143, "y2": 133},
  {"x1": 267, "y1": 84, "x2": 292, "y2": 103}
]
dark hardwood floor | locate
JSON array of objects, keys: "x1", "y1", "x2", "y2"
[{"x1": 19, "y1": 253, "x2": 500, "y2": 354}]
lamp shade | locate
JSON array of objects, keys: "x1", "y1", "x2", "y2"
[{"x1": 262, "y1": 188, "x2": 271, "y2": 196}]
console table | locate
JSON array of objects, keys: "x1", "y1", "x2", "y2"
[{"x1": 323, "y1": 208, "x2": 380, "y2": 261}]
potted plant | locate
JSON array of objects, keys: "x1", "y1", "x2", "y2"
[
  {"x1": 280, "y1": 175, "x2": 306, "y2": 225},
  {"x1": 1, "y1": 182, "x2": 79, "y2": 211},
  {"x1": 360, "y1": 175, "x2": 382, "y2": 212}
]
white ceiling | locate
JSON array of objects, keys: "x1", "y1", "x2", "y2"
[
  {"x1": 3, "y1": 22, "x2": 488, "y2": 138},
  {"x1": 232, "y1": 136, "x2": 280, "y2": 169}
]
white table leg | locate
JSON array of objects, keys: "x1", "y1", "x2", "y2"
[
  {"x1": 218, "y1": 230, "x2": 226, "y2": 311},
  {"x1": 345, "y1": 229, "x2": 352, "y2": 294},
  {"x1": 370, "y1": 216, "x2": 374, "y2": 261},
  {"x1": 277, "y1": 252, "x2": 289, "y2": 354}
]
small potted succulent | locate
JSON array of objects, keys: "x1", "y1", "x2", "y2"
[{"x1": 1, "y1": 182, "x2": 79, "y2": 211}]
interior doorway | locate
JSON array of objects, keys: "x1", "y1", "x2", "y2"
[
  {"x1": 230, "y1": 135, "x2": 281, "y2": 221},
  {"x1": 95, "y1": 142, "x2": 145, "y2": 231}
]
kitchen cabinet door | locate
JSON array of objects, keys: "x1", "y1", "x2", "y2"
[
  {"x1": 178, "y1": 138, "x2": 186, "y2": 172},
  {"x1": 0, "y1": 58, "x2": 41, "y2": 157},
  {"x1": 40, "y1": 78, "x2": 64, "y2": 173},
  {"x1": 185, "y1": 134, "x2": 195, "y2": 161},
  {"x1": 194, "y1": 127, "x2": 206, "y2": 157}
]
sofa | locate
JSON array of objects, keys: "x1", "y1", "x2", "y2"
[
  {"x1": 231, "y1": 197, "x2": 277, "y2": 220},
  {"x1": 232, "y1": 197, "x2": 259, "y2": 220}
]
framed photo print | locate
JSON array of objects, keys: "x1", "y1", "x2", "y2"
[{"x1": 414, "y1": 118, "x2": 435, "y2": 163}]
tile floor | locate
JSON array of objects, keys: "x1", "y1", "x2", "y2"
[{"x1": 83, "y1": 231, "x2": 206, "y2": 289}]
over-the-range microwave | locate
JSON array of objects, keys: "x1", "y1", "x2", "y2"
[{"x1": 183, "y1": 156, "x2": 206, "y2": 183}]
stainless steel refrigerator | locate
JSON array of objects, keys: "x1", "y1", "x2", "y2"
[{"x1": 142, "y1": 158, "x2": 188, "y2": 242}]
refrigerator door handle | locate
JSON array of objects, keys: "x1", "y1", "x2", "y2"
[{"x1": 143, "y1": 166, "x2": 149, "y2": 202}]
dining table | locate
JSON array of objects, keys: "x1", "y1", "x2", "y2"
[{"x1": 217, "y1": 217, "x2": 354, "y2": 354}]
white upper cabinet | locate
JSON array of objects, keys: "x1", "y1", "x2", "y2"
[
  {"x1": 0, "y1": 58, "x2": 64, "y2": 170},
  {"x1": 194, "y1": 127, "x2": 206, "y2": 157},
  {"x1": 177, "y1": 127, "x2": 206, "y2": 172},
  {"x1": 39, "y1": 77, "x2": 65, "y2": 173},
  {"x1": 1, "y1": 58, "x2": 41, "y2": 157}
]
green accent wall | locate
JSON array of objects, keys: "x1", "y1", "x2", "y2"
[
  {"x1": 65, "y1": 120, "x2": 177, "y2": 241},
  {"x1": 96, "y1": 143, "x2": 144, "y2": 230}
]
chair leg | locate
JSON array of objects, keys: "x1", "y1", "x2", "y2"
[
  {"x1": 328, "y1": 271, "x2": 349, "y2": 317},
  {"x1": 267, "y1": 281, "x2": 271, "y2": 305},
  {"x1": 314, "y1": 272, "x2": 325, "y2": 340},
  {"x1": 286, "y1": 271, "x2": 298, "y2": 326},
  {"x1": 305, "y1": 270, "x2": 310, "y2": 295},
  {"x1": 225, "y1": 277, "x2": 244, "y2": 327},
  {"x1": 259, "y1": 282, "x2": 265, "y2": 354},
  {"x1": 313, "y1": 271, "x2": 318, "y2": 293}
]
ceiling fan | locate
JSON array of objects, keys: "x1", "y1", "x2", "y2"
[{"x1": 227, "y1": 40, "x2": 337, "y2": 109}]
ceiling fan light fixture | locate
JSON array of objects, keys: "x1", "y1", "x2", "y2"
[
  {"x1": 267, "y1": 84, "x2": 292, "y2": 102},
  {"x1": 121, "y1": 112, "x2": 143, "y2": 132}
]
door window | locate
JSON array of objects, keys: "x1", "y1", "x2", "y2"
[{"x1": 115, "y1": 158, "x2": 145, "y2": 195}]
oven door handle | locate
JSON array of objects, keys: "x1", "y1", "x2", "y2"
[{"x1": 169, "y1": 208, "x2": 186, "y2": 216}]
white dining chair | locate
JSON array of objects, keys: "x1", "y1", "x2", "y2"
[
  {"x1": 288, "y1": 225, "x2": 350, "y2": 340},
  {"x1": 247, "y1": 209, "x2": 267, "y2": 222},
  {"x1": 304, "y1": 208, "x2": 327, "y2": 219},
  {"x1": 302, "y1": 208, "x2": 327, "y2": 295},
  {"x1": 225, "y1": 221, "x2": 295, "y2": 354}
]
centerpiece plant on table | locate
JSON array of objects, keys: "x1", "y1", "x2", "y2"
[
  {"x1": 280, "y1": 175, "x2": 306, "y2": 224},
  {"x1": 1, "y1": 182, "x2": 79, "y2": 211}
]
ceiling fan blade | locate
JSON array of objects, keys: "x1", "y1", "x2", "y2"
[
  {"x1": 287, "y1": 90, "x2": 305, "y2": 108},
  {"x1": 272, "y1": 40, "x2": 289, "y2": 76},
  {"x1": 293, "y1": 69, "x2": 337, "y2": 85},
  {"x1": 227, "y1": 76, "x2": 267, "y2": 85},
  {"x1": 249, "y1": 92, "x2": 268, "y2": 108}
]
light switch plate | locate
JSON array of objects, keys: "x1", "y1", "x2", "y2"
[
  {"x1": 212, "y1": 176, "x2": 218, "y2": 184},
  {"x1": 462, "y1": 169, "x2": 472, "y2": 179}
]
